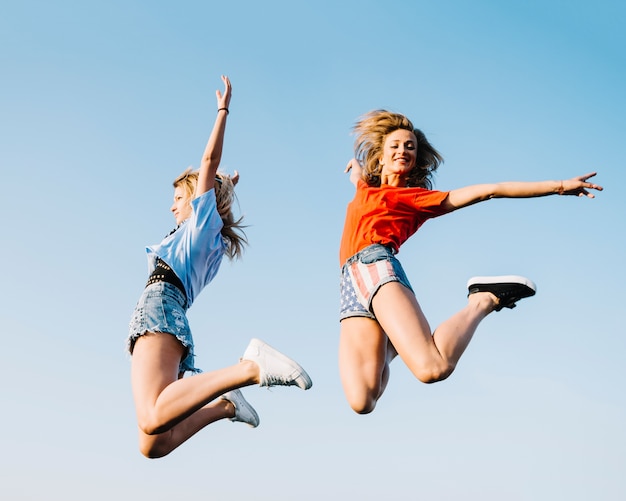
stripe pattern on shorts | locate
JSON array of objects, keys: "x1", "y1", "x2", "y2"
[{"x1": 347, "y1": 259, "x2": 394, "y2": 310}]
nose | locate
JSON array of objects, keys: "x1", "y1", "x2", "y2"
[{"x1": 170, "y1": 202, "x2": 176, "y2": 213}]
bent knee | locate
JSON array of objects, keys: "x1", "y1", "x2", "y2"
[
  {"x1": 138, "y1": 432, "x2": 173, "y2": 459},
  {"x1": 349, "y1": 399, "x2": 377, "y2": 415},
  {"x1": 137, "y1": 414, "x2": 168, "y2": 437},
  {"x1": 345, "y1": 389, "x2": 380, "y2": 415},
  {"x1": 414, "y1": 362, "x2": 455, "y2": 384},
  {"x1": 139, "y1": 441, "x2": 170, "y2": 459}
]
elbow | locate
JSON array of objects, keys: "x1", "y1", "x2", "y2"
[{"x1": 203, "y1": 151, "x2": 222, "y2": 167}]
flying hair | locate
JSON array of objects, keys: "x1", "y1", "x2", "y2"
[
  {"x1": 173, "y1": 167, "x2": 247, "y2": 260},
  {"x1": 352, "y1": 110, "x2": 443, "y2": 189}
]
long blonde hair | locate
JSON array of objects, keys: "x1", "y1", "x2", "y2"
[
  {"x1": 173, "y1": 168, "x2": 247, "y2": 260},
  {"x1": 353, "y1": 110, "x2": 443, "y2": 189}
]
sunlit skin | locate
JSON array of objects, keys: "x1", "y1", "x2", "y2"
[
  {"x1": 379, "y1": 129, "x2": 418, "y2": 187},
  {"x1": 130, "y1": 76, "x2": 267, "y2": 458},
  {"x1": 340, "y1": 123, "x2": 603, "y2": 415},
  {"x1": 170, "y1": 185, "x2": 193, "y2": 225}
]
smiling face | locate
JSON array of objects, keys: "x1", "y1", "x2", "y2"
[
  {"x1": 170, "y1": 185, "x2": 193, "y2": 225},
  {"x1": 379, "y1": 129, "x2": 418, "y2": 185}
]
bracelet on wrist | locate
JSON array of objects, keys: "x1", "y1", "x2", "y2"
[{"x1": 218, "y1": 107, "x2": 229, "y2": 114}]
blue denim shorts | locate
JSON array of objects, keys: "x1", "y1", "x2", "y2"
[
  {"x1": 127, "y1": 282, "x2": 199, "y2": 374},
  {"x1": 340, "y1": 244, "x2": 414, "y2": 321}
]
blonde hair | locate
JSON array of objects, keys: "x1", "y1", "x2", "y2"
[
  {"x1": 173, "y1": 168, "x2": 247, "y2": 260},
  {"x1": 353, "y1": 110, "x2": 443, "y2": 189}
]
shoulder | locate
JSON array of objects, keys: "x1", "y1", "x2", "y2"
[
  {"x1": 191, "y1": 188, "x2": 216, "y2": 208},
  {"x1": 394, "y1": 185, "x2": 450, "y2": 207}
]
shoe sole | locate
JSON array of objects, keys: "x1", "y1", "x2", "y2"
[{"x1": 466, "y1": 275, "x2": 537, "y2": 294}]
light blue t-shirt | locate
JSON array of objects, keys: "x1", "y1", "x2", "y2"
[{"x1": 146, "y1": 189, "x2": 226, "y2": 306}]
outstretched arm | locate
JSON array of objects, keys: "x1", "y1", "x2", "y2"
[
  {"x1": 445, "y1": 172, "x2": 603, "y2": 210},
  {"x1": 195, "y1": 75, "x2": 232, "y2": 198}
]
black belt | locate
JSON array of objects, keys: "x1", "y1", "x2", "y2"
[{"x1": 146, "y1": 258, "x2": 187, "y2": 300}]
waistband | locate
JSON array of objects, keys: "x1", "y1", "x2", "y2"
[
  {"x1": 343, "y1": 243, "x2": 397, "y2": 267},
  {"x1": 146, "y1": 258, "x2": 187, "y2": 301}
]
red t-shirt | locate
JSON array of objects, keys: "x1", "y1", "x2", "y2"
[{"x1": 339, "y1": 180, "x2": 452, "y2": 264}]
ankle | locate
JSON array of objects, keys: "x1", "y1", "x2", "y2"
[
  {"x1": 468, "y1": 291, "x2": 499, "y2": 312},
  {"x1": 239, "y1": 359, "x2": 261, "y2": 384},
  {"x1": 222, "y1": 399, "x2": 236, "y2": 419}
]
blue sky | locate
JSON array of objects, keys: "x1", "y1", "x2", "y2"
[{"x1": 1, "y1": 0, "x2": 624, "y2": 499}]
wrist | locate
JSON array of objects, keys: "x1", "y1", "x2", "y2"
[{"x1": 218, "y1": 107, "x2": 229, "y2": 114}]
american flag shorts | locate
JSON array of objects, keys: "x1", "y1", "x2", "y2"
[{"x1": 339, "y1": 244, "x2": 413, "y2": 321}]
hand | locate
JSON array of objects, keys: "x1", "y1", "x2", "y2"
[
  {"x1": 345, "y1": 158, "x2": 363, "y2": 173},
  {"x1": 560, "y1": 172, "x2": 603, "y2": 198},
  {"x1": 216, "y1": 75, "x2": 232, "y2": 111},
  {"x1": 345, "y1": 158, "x2": 363, "y2": 186}
]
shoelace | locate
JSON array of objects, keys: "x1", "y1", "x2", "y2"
[{"x1": 496, "y1": 291, "x2": 523, "y2": 310}]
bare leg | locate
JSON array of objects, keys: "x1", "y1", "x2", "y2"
[
  {"x1": 339, "y1": 317, "x2": 391, "y2": 414},
  {"x1": 137, "y1": 398, "x2": 236, "y2": 458},
  {"x1": 131, "y1": 332, "x2": 259, "y2": 458},
  {"x1": 372, "y1": 282, "x2": 496, "y2": 383},
  {"x1": 339, "y1": 283, "x2": 497, "y2": 414}
]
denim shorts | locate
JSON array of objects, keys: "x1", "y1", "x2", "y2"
[
  {"x1": 127, "y1": 282, "x2": 199, "y2": 374},
  {"x1": 340, "y1": 244, "x2": 414, "y2": 321}
]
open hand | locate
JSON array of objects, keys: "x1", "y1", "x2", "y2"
[
  {"x1": 216, "y1": 75, "x2": 231, "y2": 111},
  {"x1": 561, "y1": 172, "x2": 603, "y2": 198}
]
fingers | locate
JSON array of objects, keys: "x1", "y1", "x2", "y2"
[
  {"x1": 221, "y1": 75, "x2": 231, "y2": 96},
  {"x1": 569, "y1": 172, "x2": 603, "y2": 196},
  {"x1": 231, "y1": 170, "x2": 240, "y2": 186},
  {"x1": 345, "y1": 158, "x2": 360, "y2": 173},
  {"x1": 580, "y1": 171, "x2": 597, "y2": 181},
  {"x1": 582, "y1": 173, "x2": 603, "y2": 193},
  {"x1": 216, "y1": 75, "x2": 232, "y2": 108}
]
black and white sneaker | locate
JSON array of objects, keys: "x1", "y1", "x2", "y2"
[{"x1": 467, "y1": 275, "x2": 537, "y2": 311}]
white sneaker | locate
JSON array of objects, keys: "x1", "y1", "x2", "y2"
[
  {"x1": 221, "y1": 389, "x2": 259, "y2": 428},
  {"x1": 242, "y1": 338, "x2": 312, "y2": 390}
]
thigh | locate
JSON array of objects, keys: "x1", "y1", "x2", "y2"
[
  {"x1": 131, "y1": 332, "x2": 185, "y2": 417},
  {"x1": 371, "y1": 282, "x2": 439, "y2": 368},
  {"x1": 339, "y1": 317, "x2": 388, "y2": 396}
]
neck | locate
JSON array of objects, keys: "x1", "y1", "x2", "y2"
[{"x1": 381, "y1": 174, "x2": 406, "y2": 187}]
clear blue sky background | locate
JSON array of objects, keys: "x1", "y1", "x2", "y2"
[{"x1": 1, "y1": 1, "x2": 624, "y2": 499}]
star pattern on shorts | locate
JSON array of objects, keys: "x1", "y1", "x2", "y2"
[{"x1": 340, "y1": 269, "x2": 360, "y2": 313}]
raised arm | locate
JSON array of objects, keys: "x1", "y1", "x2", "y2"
[
  {"x1": 194, "y1": 75, "x2": 232, "y2": 198},
  {"x1": 345, "y1": 158, "x2": 364, "y2": 187},
  {"x1": 445, "y1": 172, "x2": 603, "y2": 210}
]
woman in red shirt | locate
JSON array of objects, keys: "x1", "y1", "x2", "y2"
[{"x1": 339, "y1": 110, "x2": 602, "y2": 414}]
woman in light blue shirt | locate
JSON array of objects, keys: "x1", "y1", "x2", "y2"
[{"x1": 127, "y1": 76, "x2": 312, "y2": 458}]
